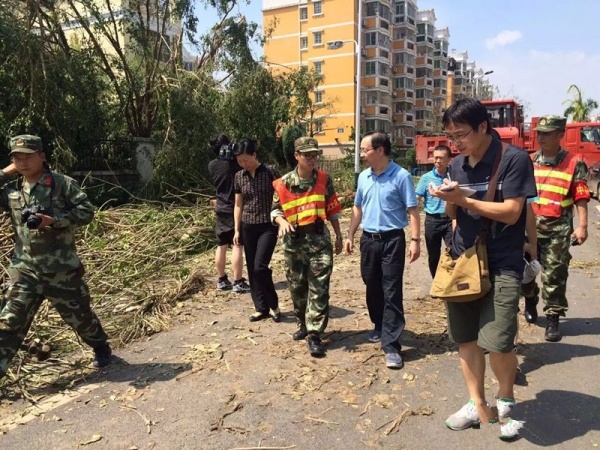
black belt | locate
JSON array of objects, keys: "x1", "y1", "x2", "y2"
[
  {"x1": 295, "y1": 223, "x2": 317, "y2": 237},
  {"x1": 426, "y1": 213, "x2": 449, "y2": 219},
  {"x1": 362, "y1": 229, "x2": 403, "y2": 241}
]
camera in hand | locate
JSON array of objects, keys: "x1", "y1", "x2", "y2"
[
  {"x1": 570, "y1": 236, "x2": 580, "y2": 246},
  {"x1": 21, "y1": 206, "x2": 50, "y2": 229}
]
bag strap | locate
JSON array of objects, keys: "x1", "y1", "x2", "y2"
[{"x1": 478, "y1": 142, "x2": 507, "y2": 241}]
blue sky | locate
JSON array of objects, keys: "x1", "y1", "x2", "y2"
[{"x1": 195, "y1": 0, "x2": 599, "y2": 119}]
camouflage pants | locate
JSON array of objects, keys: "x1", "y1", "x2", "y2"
[
  {"x1": 0, "y1": 267, "x2": 108, "y2": 379},
  {"x1": 283, "y1": 233, "x2": 333, "y2": 335},
  {"x1": 521, "y1": 235, "x2": 571, "y2": 316}
]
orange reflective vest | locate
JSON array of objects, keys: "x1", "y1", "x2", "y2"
[
  {"x1": 531, "y1": 151, "x2": 578, "y2": 218},
  {"x1": 273, "y1": 170, "x2": 342, "y2": 226}
]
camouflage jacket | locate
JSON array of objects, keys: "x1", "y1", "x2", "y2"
[
  {"x1": 0, "y1": 171, "x2": 94, "y2": 273},
  {"x1": 532, "y1": 149, "x2": 588, "y2": 237}
]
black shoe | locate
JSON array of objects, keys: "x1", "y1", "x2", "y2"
[
  {"x1": 293, "y1": 324, "x2": 308, "y2": 341},
  {"x1": 545, "y1": 314, "x2": 561, "y2": 342},
  {"x1": 524, "y1": 297, "x2": 538, "y2": 323},
  {"x1": 93, "y1": 344, "x2": 112, "y2": 368},
  {"x1": 307, "y1": 333, "x2": 325, "y2": 357},
  {"x1": 249, "y1": 311, "x2": 270, "y2": 322},
  {"x1": 272, "y1": 312, "x2": 282, "y2": 323}
]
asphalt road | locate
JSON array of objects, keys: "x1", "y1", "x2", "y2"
[{"x1": 0, "y1": 203, "x2": 599, "y2": 450}]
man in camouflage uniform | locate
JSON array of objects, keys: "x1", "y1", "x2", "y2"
[
  {"x1": 271, "y1": 137, "x2": 343, "y2": 357},
  {"x1": 522, "y1": 116, "x2": 590, "y2": 341},
  {"x1": 0, "y1": 135, "x2": 111, "y2": 380}
]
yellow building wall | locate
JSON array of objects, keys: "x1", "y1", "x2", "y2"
[{"x1": 264, "y1": 0, "x2": 359, "y2": 156}]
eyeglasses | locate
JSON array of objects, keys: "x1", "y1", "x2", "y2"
[
  {"x1": 446, "y1": 129, "x2": 473, "y2": 143},
  {"x1": 359, "y1": 146, "x2": 375, "y2": 154},
  {"x1": 302, "y1": 153, "x2": 320, "y2": 160}
]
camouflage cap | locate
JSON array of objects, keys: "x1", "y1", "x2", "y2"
[
  {"x1": 294, "y1": 137, "x2": 321, "y2": 154},
  {"x1": 535, "y1": 115, "x2": 566, "y2": 132},
  {"x1": 9, "y1": 135, "x2": 43, "y2": 155}
]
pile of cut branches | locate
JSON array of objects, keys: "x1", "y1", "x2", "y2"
[{"x1": 0, "y1": 203, "x2": 215, "y2": 397}]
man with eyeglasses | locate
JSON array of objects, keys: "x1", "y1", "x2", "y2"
[
  {"x1": 345, "y1": 131, "x2": 420, "y2": 370},
  {"x1": 415, "y1": 144, "x2": 453, "y2": 278},
  {"x1": 271, "y1": 137, "x2": 343, "y2": 358},
  {"x1": 428, "y1": 99, "x2": 536, "y2": 440},
  {"x1": 521, "y1": 115, "x2": 590, "y2": 341}
]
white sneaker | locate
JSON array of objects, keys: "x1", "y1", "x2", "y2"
[
  {"x1": 500, "y1": 419, "x2": 524, "y2": 440},
  {"x1": 445, "y1": 400, "x2": 480, "y2": 430},
  {"x1": 496, "y1": 398, "x2": 515, "y2": 420}
]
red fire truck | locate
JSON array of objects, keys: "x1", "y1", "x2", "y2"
[{"x1": 415, "y1": 99, "x2": 600, "y2": 169}]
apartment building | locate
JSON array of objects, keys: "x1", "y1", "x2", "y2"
[{"x1": 263, "y1": 1, "x2": 486, "y2": 154}]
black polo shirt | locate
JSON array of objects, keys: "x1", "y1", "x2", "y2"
[{"x1": 448, "y1": 138, "x2": 537, "y2": 278}]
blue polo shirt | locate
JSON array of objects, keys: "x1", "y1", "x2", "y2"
[
  {"x1": 355, "y1": 161, "x2": 418, "y2": 232},
  {"x1": 415, "y1": 169, "x2": 448, "y2": 214},
  {"x1": 448, "y1": 139, "x2": 537, "y2": 278}
]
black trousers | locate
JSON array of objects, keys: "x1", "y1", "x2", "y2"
[
  {"x1": 424, "y1": 214, "x2": 452, "y2": 278},
  {"x1": 241, "y1": 222, "x2": 279, "y2": 313},
  {"x1": 360, "y1": 232, "x2": 406, "y2": 353}
]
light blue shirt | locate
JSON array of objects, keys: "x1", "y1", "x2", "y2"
[
  {"x1": 355, "y1": 161, "x2": 418, "y2": 233},
  {"x1": 415, "y1": 168, "x2": 448, "y2": 214}
]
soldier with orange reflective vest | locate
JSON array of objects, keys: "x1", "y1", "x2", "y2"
[
  {"x1": 271, "y1": 137, "x2": 343, "y2": 357},
  {"x1": 522, "y1": 115, "x2": 590, "y2": 342}
]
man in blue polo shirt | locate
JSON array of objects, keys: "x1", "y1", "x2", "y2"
[
  {"x1": 415, "y1": 144, "x2": 453, "y2": 277},
  {"x1": 345, "y1": 131, "x2": 420, "y2": 370},
  {"x1": 429, "y1": 98, "x2": 536, "y2": 441}
]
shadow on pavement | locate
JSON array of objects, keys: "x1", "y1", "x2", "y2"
[
  {"x1": 519, "y1": 342, "x2": 600, "y2": 375},
  {"x1": 323, "y1": 328, "x2": 453, "y2": 362},
  {"x1": 1, "y1": 357, "x2": 189, "y2": 402},
  {"x1": 517, "y1": 389, "x2": 600, "y2": 446},
  {"x1": 96, "y1": 356, "x2": 192, "y2": 388},
  {"x1": 561, "y1": 316, "x2": 600, "y2": 337}
]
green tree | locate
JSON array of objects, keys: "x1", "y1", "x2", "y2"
[
  {"x1": 219, "y1": 64, "x2": 290, "y2": 164},
  {"x1": 563, "y1": 84, "x2": 599, "y2": 122},
  {"x1": 287, "y1": 67, "x2": 339, "y2": 137},
  {"x1": 0, "y1": 1, "x2": 115, "y2": 170},
  {"x1": 281, "y1": 125, "x2": 304, "y2": 168}
]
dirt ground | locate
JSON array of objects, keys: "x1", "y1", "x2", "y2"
[{"x1": 0, "y1": 206, "x2": 599, "y2": 449}]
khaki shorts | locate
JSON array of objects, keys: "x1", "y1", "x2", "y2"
[{"x1": 446, "y1": 274, "x2": 520, "y2": 353}]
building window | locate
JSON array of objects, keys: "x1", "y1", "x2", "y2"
[
  {"x1": 300, "y1": 7, "x2": 308, "y2": 20},
  {"x1": 300, "y1": 36, "x2": 308, "y2": 50},
  {"x1": 313, "y1": 31, "x2": 322, "y2": 46},
  {"x1": 315, "y1": 91, "x2": 323, "y2": 103},
  {"x1": 313, "y1": 1, "x2": 322, "y2": 15},
  {"x1": 365, "y1": 61, "x2": 377, "y2": 76},
  {"x1": 315, "y1": 120, "x2": 324, "y2": 133},
  {"x1": 365, "y1": 32, "x2": 377, "y2": 46},
  {"x1": 366, "y1": 2, "x2": 377, "y2": 16},
  {"x1": 314, "y1": 61, "x2": 323, "y2": 74},
  {"x1": 366, "y1": 119, "x2": 377, "y2": 132}
]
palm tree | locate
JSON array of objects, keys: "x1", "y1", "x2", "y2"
[{"x1": 563, "y1": 84, "x2": 598, "y2": 122}]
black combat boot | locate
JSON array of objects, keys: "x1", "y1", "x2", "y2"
[
  {"x1": 293, "y1": 324, "x2": 308, "y2": 341},
  {"x1": 307, "y1": 333, "x2": 325, "y2": 357},
  {"x1": 524, "y1": 297, "x2": 539, "y2": 323},
  {"x1": 545, "y1": 315, "x2": 561, "y2": 342},
  {"x1": 93, "y1": 344, "x2": 113, "y2": 368}
]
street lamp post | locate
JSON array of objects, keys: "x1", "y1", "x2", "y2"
[
  {"x1": 326, "y1": 0, "x2": 363, "y2": 188},
  {"x1": 475, "y1": 69, "x2": 494, "y2": 99}
]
